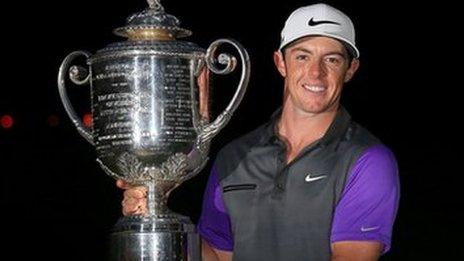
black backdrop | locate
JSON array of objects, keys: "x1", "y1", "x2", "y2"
[{"x1": 1, "y1": 0, "x2": 462, "y2": 260}]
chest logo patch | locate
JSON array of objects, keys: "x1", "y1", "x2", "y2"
[{"x1": 304, "y1": 173, "x2": 327, "y2": 183}]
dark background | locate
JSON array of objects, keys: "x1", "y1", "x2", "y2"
[{"x1": 1, "y1": 0, "x2": 461, "y2": 260}]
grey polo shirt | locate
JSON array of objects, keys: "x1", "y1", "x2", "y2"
[{"x1": 198, "y1": 107, "x2": 400, "y2": 260}]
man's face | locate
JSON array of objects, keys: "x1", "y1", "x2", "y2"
[{"x1": 274, "y1": 36, "x2": 359, "y2": 115}]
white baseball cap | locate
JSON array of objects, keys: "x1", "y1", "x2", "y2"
[{"x1": 279, "y1": 3, "x2": 360, "y2": 58}]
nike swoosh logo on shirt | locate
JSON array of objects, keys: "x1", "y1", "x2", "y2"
[
  {"x1": 361, "y1": 226, "x2": 380, "y2": 232},
  {"x1": 305, "y1": 173, "x2": 327, "y2": 183}
]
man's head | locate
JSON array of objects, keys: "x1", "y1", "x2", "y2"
[
  {"x1": 279, "y1": 3, "x2": 359, "y2": 59},
  {"x1": 274, "y1": 3, "x2": 360, "y2": 115}
]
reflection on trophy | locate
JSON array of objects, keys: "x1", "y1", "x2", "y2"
[{"x1": 57, "y1": 0, "x2": 250, "y2": 259}]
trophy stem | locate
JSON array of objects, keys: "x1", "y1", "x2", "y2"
[
  {"x1": 110, "y1": 178, "x2": 200, "y2": 260},
  {"x1": 147, "y1": 182, "x2": 158, "y2": 216},
  {"x1": 145, "y1": 180, "x2": 178, "y2": 216}
]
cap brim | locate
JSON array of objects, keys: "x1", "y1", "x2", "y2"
[{"x1": 279, "y1": 33, "x2": 360, "y2": 58}]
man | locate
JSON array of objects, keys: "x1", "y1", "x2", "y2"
[{"x1": 119, "y1": 3, "x2": 400, "y2": 260}]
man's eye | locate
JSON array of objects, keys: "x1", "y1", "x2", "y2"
[
  {"x1": 296, "y1": 55, "x2": 308, "y2": 61},
  {"x1": 325, "y1": 57, "x2": 342, "y2": 65}
]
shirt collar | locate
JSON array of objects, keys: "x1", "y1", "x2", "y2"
[{"x1": 258, "y1": 106, "x2": 352, "y2": 147}]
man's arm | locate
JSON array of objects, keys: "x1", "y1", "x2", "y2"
[
  {"x1": 331, "y1": 145, "x2": 400, "y2": 257},
  {"x1": 202, "y1": 239, "x2": 232, "y2": 261},
  {"x1": 331, "y1": 241, "x2": 383, "y2": 261},
  {"x1": 198, "y1": 164, "x2": 235, "y2": 260}
]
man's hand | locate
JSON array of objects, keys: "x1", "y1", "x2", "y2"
[{"x1": 116, "y1": 179, "x2": 148, "y2": 216}]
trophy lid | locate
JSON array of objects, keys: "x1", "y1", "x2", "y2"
[
  {"x1": 89, "y1": 0, "x2": 204, "y2": 63},
  {"x1": 113, "y1": 0, "x2": 191, "y2": 41}
]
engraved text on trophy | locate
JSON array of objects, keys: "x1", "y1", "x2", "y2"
[{"x1": 92, "y1": 56, "x2": 197, "y2": 168}]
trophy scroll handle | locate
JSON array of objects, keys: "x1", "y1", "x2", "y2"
[
  {"x1": 185, "y1": 39, "x2": 249, "y2": 178},
  {"x1": 57, "y1": 51, "x2": 94, "y2": 145},
  {"x1": 200, "y1": 38, "x2": 250, "y2": 143}
]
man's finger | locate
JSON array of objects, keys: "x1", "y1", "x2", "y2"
[
  {"x1": 122, "y1": 198, "x2": 147, "y2": 216},
  {"x1": 124, "y1": 187, "x2": 147, "y2": 199},
  {"x1": 116, "y1": 179, "x2": 132, "y2": 189}
]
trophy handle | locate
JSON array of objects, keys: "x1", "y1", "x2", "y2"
[
  {"x1": 200, "y1": 38, "x2": 250, "y2": 142},
  {"x1": 57, "y1": 51, "x2": 94, "y2": 145}
]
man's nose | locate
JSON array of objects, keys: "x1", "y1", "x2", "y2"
[{"x1": 307, "y1": 60, "x2": 325, "y2": 78}]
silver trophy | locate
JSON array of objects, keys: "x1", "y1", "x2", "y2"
[{"x1": 57, "y1": 0, "x2": 250, "y2": 259}]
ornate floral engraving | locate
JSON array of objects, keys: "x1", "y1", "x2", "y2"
[
  {"x1": 115, "y1": 152, "x2": 190, "y2": 183},
  {"x1": 150, "y1": 152, "x2": 189, "y2": 180},
  {"x1": 117, "y1": 152, "x2": 148, "y2": 180}
]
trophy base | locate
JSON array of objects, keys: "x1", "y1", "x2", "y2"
[{"x1": 108, "y1": 214, "x2": 200, "y2": 261}]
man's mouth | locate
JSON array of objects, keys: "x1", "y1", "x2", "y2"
[{"x1": 303, "y1": 84, "x2": 326, "y2": 93}]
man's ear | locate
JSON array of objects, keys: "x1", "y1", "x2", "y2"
[
  {"x1": 274, "y1": 51, "x2": 287, "y2": 77},
  {"x1": 344, "y1": 58, "x2": 360, "y2": 82}
]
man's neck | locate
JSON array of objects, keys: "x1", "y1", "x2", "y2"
[{"x1": 277, "y1": 104, "x2": 338, "y2": 163}]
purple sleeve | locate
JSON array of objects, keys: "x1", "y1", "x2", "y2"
[
  {"x1": 330, "y1": 144, "x2": 400, "y2": 253},
  {"x1": 197, "y1": 164, "x2": 234, "y2": 251}
]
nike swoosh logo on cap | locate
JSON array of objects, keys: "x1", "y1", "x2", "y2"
[{"x1": 308, "y1": 18, "x2": 341, "y2": 26}]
